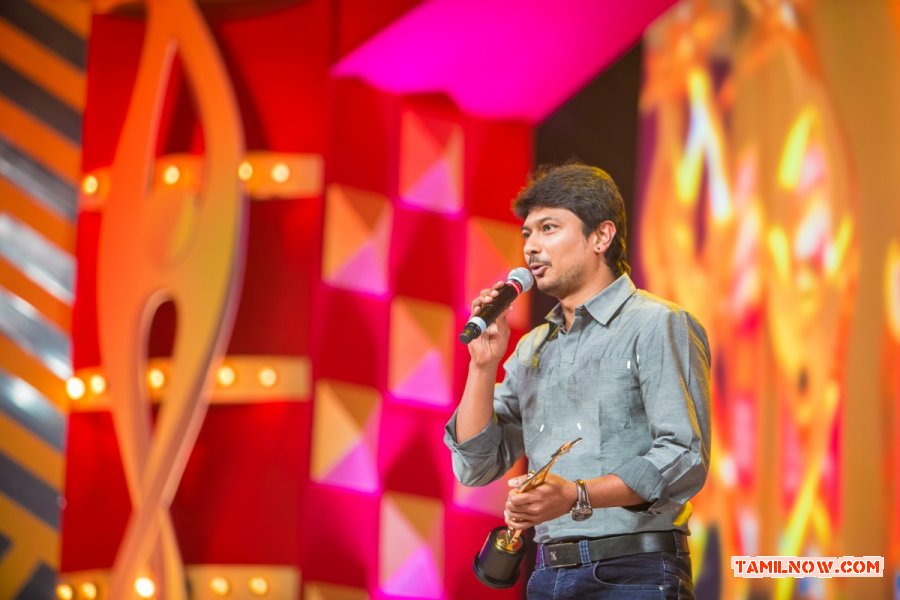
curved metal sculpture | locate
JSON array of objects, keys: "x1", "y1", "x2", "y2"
[{"x1": 96, "y1": 0, "x2": 247, "y2": 597}]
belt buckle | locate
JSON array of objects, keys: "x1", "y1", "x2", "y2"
[{"x1": 546, "y1": 544, "x2": 580, "y2": 568}]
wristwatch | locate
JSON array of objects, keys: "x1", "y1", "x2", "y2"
[{"x1": 570, "y1": 479, "x2": 593, "y2": 521}]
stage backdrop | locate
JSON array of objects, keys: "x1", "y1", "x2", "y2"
[
  {"x1": 1, "y1": 1, "x2": 897, "y2": 599},
  {"x1": 55, "y1": 1, "x2": 668, "y2": 599}
]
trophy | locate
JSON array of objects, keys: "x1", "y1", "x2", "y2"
[{"x1": 472, "y1": 437, "x2": 582, "y2": 588}]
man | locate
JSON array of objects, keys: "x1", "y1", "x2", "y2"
[{"x1": 444, "y1": 164, "x2": 711, "y2": 599}]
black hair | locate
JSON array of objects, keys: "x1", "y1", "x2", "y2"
[{"x1": 512, "y1": 163, "x2": 630, "y2": 276}]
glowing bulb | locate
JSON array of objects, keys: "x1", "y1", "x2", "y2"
[
  {"x1": 82, "y1": 175, "x2": 99, "y2": 195},
  {"x1": 210, "y1": 576, "x2": 230, "y2": 596},
  {"x1": 217, "y1": 365, "x2": 236, "y2": 387},
  {"x1": 80, "y1": 582, "x2": 98, "y2": 599},
  {"x1": 89, "y1": 374, "x2": 106, "y2": 395},
  {"x1": 258, "y1": 367, "x2": 278, "y2": 388},
  {"x1": 147, "y1": 368, "x2": 166, "y2": 390},
  {"x1": 271, "y1": 163, "x2": 290, "y2": 183},
  {"x1": 248, "y1": 576, "x2": 269, "y2": 596},
  {"x1": 66, "y1": 377, "x2": 85, "y2": 401},
  {"x1": 163, "y1": 165, "x2": 180, "y2": 185},
  {"x1": 55, "y1": 583, "x2": 74, "y2": 600},
  {"x1": 238, "y1": 161, "x2": 253, "y2": 181},
  {"x1": 134, "y1": 577, "x2": 156, "y2": 599}
]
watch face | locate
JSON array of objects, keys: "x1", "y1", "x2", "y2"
[{"x1": 571, "y1": 507, "x2": 593, "y2": 521}]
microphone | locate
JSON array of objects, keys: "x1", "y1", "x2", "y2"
[{"x1": 459, "y1": 267, "x2": 534, "y2": 344}]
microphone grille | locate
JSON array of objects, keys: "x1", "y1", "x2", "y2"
[{"x1": 508, "y1": 267, "x2": 534, "y2": 293}]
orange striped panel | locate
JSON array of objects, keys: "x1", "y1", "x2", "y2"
[
  {"x1": 0, "y1": 18, "x2": 86, "y2": 111},
  {"x1": 0, "y1": 177, "x2": 76, "y2": 255},
  {"x1": 0, "y1": 495, "x2": 59, "y2": 597},
  {"x1": 0, "y1": 255, "x2": 72, "y2": 333},
  {"x1": 0, "y1": 95, "x2": 81, "y2": 184},
  {"x1": 0, "y1": 333, "x2": 68, "y2": 413},
  {"x1": 27, "y1": 0, "x2": 90, "y2": 39},
  {"x1": 0, "y1": 413, "x2": 63, "y2": 490},
  {"x1": 0, "y1": 494, "x2": 59, "y2": 576}
]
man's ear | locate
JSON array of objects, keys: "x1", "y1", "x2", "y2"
[{"x1": 592, "y1": 221, "x2": 616, "y2": 254}]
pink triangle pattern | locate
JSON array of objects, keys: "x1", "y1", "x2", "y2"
[
  {"x1": 381, "y1": 545, "x2": 444, "y2": 598},
  {"x1": 321, "y1": 442, "x2": 380, "y2": 493},
  {"x1": 380, "y1": 496, "x2": 419, "y2": 583},
  {"x1": 401, "y1": 157, "x2": 461, "y2": 214},
  {"x1": 327, "y1": 241, "x2": 389, "y2": 295},
  {"x1": 391, "y1": 349, "x2": 451, "y2": 406}
]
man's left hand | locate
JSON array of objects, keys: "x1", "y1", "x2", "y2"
[{"x1": 504, "y1": 473, "x2": 578, "y2": 531}]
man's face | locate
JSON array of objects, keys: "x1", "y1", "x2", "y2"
[{"x1": 521, "y1": 207, "x2": 593, "y2": 299}]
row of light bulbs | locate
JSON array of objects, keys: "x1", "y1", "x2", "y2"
[
  {"x1": 81, "y1": 160, "x2": 292, "y2": 195},
  {"x1": 66, "y1": 365, "x2": 279, "y2": 400},
  {"x1": 57, "y1": 575, "x2": 271, "y2": 599}
]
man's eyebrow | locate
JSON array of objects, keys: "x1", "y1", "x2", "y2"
[{"x1": 521, "y1": 216, "x2": 555, "y2": 231}]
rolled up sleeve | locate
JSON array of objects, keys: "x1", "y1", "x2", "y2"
[
  {"x1": 610, "y1": 309, "x2": 712, "y2": 513},
  {"x1": 444, "y1": 352, "x2": 525, "y2": 487}
]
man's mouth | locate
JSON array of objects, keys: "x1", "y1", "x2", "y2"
[{"x1": 529, "y1": 262, "x2": 548, "y2": 277}]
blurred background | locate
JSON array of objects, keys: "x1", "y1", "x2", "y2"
[{"x1": 0, "y1": 0, "x2": 897, "y2": 598}]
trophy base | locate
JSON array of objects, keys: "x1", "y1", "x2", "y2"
[{"x1": 472, "y1": 526, "x2": 524, "y2": 589}]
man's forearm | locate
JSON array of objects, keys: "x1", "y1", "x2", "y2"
[
  {"x1": 455, "y1": 361, "x2": 500, "y2": 443},
  {"x1": 585, "y1": 474, "x2": 647, "y2": 508}
]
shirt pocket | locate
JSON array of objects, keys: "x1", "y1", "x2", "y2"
[
  {"x1": 516, "y1": 363, "x2": 552, "y2": 461},
  {"x1": 570, "y1": 356, "x2": 641, "y2": 451}
]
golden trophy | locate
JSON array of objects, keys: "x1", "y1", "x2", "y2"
[{"x1": 473, "y1": 437, "x2": 582, "y2": 588}]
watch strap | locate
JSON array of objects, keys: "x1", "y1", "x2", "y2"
[
  {"x1": 575, "y1": 479, "x2": 590, "y2": 508},
  {"x1": 570, "y1": 479, "x2": 593, "y2": 521}
]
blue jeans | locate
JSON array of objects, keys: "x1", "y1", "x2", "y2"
[{"x1": 526, "y1": 549, "x2": 694, "y2": 599}]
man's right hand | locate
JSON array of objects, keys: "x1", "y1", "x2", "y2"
[
  {"x1": 455, "y1": 281, "x2": 513, "y2": 444},
  {"x1": 467, "y1": 281, "x2": 513, "y2": 367}
]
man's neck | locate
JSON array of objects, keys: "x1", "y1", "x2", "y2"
[{"x1": 558, "y1": 269, "x2": 618, "y2": 330}]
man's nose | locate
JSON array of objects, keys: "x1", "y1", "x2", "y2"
[{"x1": 523, "y1": 236, "x2": 539, "y2": 256}]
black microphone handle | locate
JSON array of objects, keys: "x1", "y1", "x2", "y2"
[
  {"x1": 475, "y1": 283, "x2": 520, "y2": 324},
  {"x1": 459, "y1": 282, "x2": 520, "y2": 344}
]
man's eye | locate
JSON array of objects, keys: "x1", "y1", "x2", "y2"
[
  {"x1": 522, "y1": 231, "x2": 531, "y2": 239},
  {"x1": 542, "y1": 224, "x2": 555, "y2": 232}
]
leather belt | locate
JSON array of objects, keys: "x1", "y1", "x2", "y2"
[{"x1": 539, "y1": 531, "x2": 688, "y2": 569}]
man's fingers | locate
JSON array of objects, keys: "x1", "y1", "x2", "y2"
[
  {"x1": 470, "y1": 281, "x2": 507, "y2": 313},
  {"x1": 507, "y1": 474, "x2": 530, "y2": 488},
  {"x1": 506, "y1": 495, "x2": 536, "y2": 513},
  {"x1": 504, "y1": 508, "x2": 532, "y2": 530}
]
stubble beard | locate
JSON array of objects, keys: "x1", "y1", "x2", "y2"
[{"x1": 538, "y1": 263, "x2": 585, "y2": 301}]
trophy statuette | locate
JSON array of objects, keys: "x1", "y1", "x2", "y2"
[{"x1": 472, "y1": 437, "x2": 582, "y2": 588}]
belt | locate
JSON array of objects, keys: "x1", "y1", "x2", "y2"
[{"x1": 539, "y1": 531, "x2": 688, "y2": 569}]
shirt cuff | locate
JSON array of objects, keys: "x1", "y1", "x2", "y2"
[
  {"x1": 610, "y1": 456, "x2": 669, "y2": 513},
  {"x1": 443, "y1": 411, "x2": 503, "y2": 458}
]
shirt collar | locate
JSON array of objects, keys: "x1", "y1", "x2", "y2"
[{"x1": 544, "y1": 274, "x2": 637, "y2": 328}]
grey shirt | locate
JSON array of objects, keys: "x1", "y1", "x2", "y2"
[{"x1": 444, "y1": 274, "x2": 711, "y2": 543}]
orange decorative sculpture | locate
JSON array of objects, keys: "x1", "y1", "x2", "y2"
[{"x1": 95, "y1": 0, "x2": 247, "y2": 597}]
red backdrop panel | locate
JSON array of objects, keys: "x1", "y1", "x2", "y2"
[{"x1": 67, "y1": 3, "x2": 534, "y2": 598}]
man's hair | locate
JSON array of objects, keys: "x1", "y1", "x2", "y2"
[{"x1": 512, "y1": 163, "x2": 630, "y2": 277}]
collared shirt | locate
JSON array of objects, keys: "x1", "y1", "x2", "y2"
[{"x1": 444, "y1": 274, "x2": 711, "y2": 543}]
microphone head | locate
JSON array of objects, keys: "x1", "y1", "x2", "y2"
[{"x1": 507, "y1": 267, "x2": 534, "y2": 293}]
